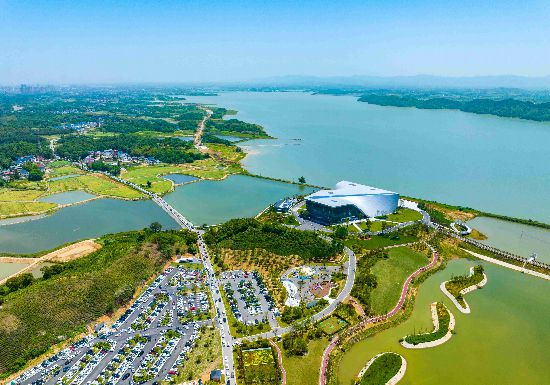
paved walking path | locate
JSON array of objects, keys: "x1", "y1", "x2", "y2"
[
  {"x1": 319, "y1": 242, "x2": 438, "y2": 385},
  {"x1": 462, "y1": 249, "x2": 550, "y2": 281},
  {"x1": 269, "y1": 339, "x2": 286, "y2": 385}
]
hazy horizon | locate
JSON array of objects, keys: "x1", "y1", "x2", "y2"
[{"x1": 1, "y1": 0, "x2": 550, "y2": 85}]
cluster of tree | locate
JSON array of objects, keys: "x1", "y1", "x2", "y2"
[
  {"x1": 0, "y1": 229, "x2": 197, "y2": 376},
  {"x1": 0, "y1": 127, "x2": 53, "y2": 168},
  {"x1": 204, "y1": 218, "x2": 343, "y2": 261},
  {"x1": 201, "y1": 133, "x2": 234, "y2": 145},
  {"x1": 206, "y1": 118, "x2": 269, "y2": 137},
  {"x1": 358, "y1": 94, "x2": 550, "y2": 122},
  {"x1": 101, "y1": 116, "x2": 179, "y2": 133},
  {"x1": 281, "y1": 322, "x2": 324, "y2": 356},
  {"x1": 56, "y1": 134, "x2": 207, "y2": 164},
  {"x1": 22, "y1": 162, "x2": 45, "y2": 181},
  {"x1": 89, "y1": 160, "x2": 121, "y2": 176}
]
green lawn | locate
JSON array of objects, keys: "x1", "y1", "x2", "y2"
[
  {"x1": 385, "y1": 208, "x2": 423, "y2": 223},
  {"x1": 48, "y1": 173, "x2": 143, "y2": 199},
  {"x1": 276, "y1": 337, "x2": 329, "y2": 385},
  {"x1": 344, "y1": 234, "x2": 418, "y2": 251},
  {"x1": 370, "y1": 247, "x2": 428, "y2": 315}
]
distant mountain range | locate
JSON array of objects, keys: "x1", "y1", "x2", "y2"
[{"x1": 246, "y1": 74, "x2": 550, "y2": 89}]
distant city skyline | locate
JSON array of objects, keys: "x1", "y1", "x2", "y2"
[{"x1": 1, "y1": 0, "x2": 549, "y2": 85}]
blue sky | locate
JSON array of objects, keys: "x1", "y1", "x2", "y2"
[{"x1": 1, "y1": 0, "x2": 549, "y2": 84}]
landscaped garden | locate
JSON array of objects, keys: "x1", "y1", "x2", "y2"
[
  {"x1": 445, "y1": 265, "x2": 485, "y2": 307},
  {"x1": 356, "y1": 352, "x2": 403, "y2": 385},
  {"x1": 401, "y1": 302, "x2": 451, "y2": 345},
  {"x1": 235, "y1": 340, "x2": 280, "y2": 385}
]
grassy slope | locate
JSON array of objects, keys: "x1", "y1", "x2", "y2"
[
  {"x1": 369, "y1": 247, "x2": 428, "y2": 315},
  {"x1": 345, "y1": 235, "x2": 418, "y2": 251},
  {"x1": 385, "y1": 208, "x2": 423, "y2": 223},
  {"x1": 277, "y1": 338, "x2": 329, "y2": 385}
]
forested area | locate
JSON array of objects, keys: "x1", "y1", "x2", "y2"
[
  {"x1": 206, "y1": 118, "x2": 270, "y2": 138},
  {"x1": 204, "y1": 218, "x2": 342, "y2": 261},
  {"x1": 359, "y1": 94, "x2": 550, "y2": 121},
  {"x1": 56, "y1": 134, "x2": 207, "y2": 164},
  {"x1": 0, "y1": 229, "x2": 197, "y2": 377}
]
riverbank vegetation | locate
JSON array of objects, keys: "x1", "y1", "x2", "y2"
[
  {"x1": 401, "y1": 302, "x2": 451, "y2": 345},
  {"x1": 445, "y1": 265, "x2": 485, "y2": 307},
  {"x1": 205, "y1": 118, "x2": 271, "y2": 139},
  {"x1": 356, "y1": 352, "x2": 402, "y2": 385},
  {"x1": 0, "y1": 228, "x2": 197, "y2": 377}
]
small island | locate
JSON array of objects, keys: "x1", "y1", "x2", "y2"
[
  {"x1": 400, "y1": 302, "x2": 455, "y2": 349},
  {"x1": 440, "y1": 265, "x2": 488, "y2": 314},
  {"x1": 356, "y1": 352, "x2": 406, "y2": 385}
]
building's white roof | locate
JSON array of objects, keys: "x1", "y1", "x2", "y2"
[{"x1": 306, "y1": 181, "x2": 397, "y2": 209}]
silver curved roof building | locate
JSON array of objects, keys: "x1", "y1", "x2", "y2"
[{"x1": 305, "y1": 181, "x2": 399, "y2": 223}]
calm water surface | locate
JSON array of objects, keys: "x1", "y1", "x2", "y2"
[
  {"x1": 467, "y1": 217, "x2": 550, "y2": 263},
  {"x1": 38, "y1": 191, "x2": 96, "y2": 205},
  {"x1": 0, "y1": 199, "x2": 178, "y2": 254},
  {"x1": 337, "y1": 259, "x2": 550, "y2": 385},
  {"x1": 0, "y1": 262, "x2": 30, "y2": 280},
  {"x1": 164, "y1": 174, "x2": 313, "y2": 225},
  {"x1": 162, "y1": 174, "x2": 198, "y2": 185},
  {"x1": 186, "y1": 92, "x2": 550, "y2": 223}
]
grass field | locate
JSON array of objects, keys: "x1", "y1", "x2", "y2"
[
  {"x1": 276, "y1": 338, "x2": 328, "y2": 385},
  {"x1": 48, "y1": 173, "x2": 143, "y2": 199},
  {"x1": 369, "y1": 247, "x2": 428, "y2": 315},
  {"x1": 345, "y1": 234, "x2": 418, "y2": 251},
  {"x1": 385, "y1": 208, "x2": 423, "y2": 223},
  {"x1": 172, "y1": 326, "x2": 223, "y2": 383},
  {"x1": 358, "y1": 352, "x2": 402, "y2": 385},
  {"x1": 47, "y1": 165, "x2": 84, "y2": 178},
  {"x1": 0, "y1": 201, "x2": 56, "y2": 218},
  {"x1": 318, "y1": 316, "x2": 348, "y2": 336},
  {"x1": 0, "y1": 189, "x2": 45, "y2": 202},
  {"x1": 121, "y1": 165, "x2": 190, "y2": 194}
]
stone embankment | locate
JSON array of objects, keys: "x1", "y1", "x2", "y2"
[
  {"x1": 440, "y1": 267, "x2": 487, "y2": 314},
  {"x1": 400, "y1": 302, "x2": 455, "y2": 349}
]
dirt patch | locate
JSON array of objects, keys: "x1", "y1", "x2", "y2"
[
  {"x1": 428, "y1": 204, "x2": 476, "y2": 222},
  {"x1": 345, "y1": 296, "x2": 366, "y2": 317},
  {"x1": 43, "y1": 240, "x2": 102, "y2": 263}
]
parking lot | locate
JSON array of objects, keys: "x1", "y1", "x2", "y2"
[
  {"x1": 13, "y1": 265, "x2": 212, "y2": 385},
  {"x1": 220, "y1": 270, "x2": 280, "y2": 329}
]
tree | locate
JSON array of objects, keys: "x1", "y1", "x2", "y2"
[
  {"x1": 146, "y1": 180, "x2": 152, "y2": 188},
  {"x1": 333, "y1": 225, "x2": 349, "y2": 239},
  {"x1": 149, "y1": 222, "x2": 162, "y2": 232},
  {"x1": 298, "y1": 176, "x2": 306, "y2": 184}
]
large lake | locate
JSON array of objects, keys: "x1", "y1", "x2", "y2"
[
  {"x1": 0, "y1": 199, "x2": 178, "y2": 254},
  {"x1": 187, "y1": 92, "x2": 550, "y2": 223}
]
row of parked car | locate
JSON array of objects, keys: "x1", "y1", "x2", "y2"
[{"x1": 56, "y1": 340, "x2": 117, "y2": 385}]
